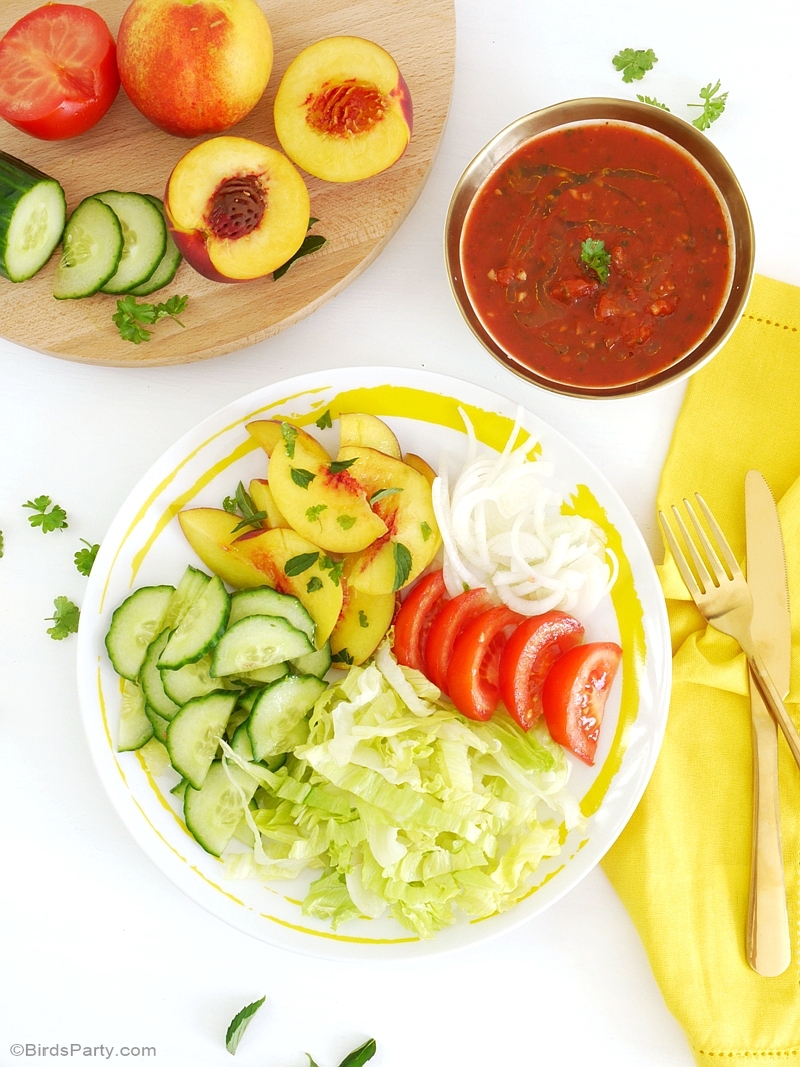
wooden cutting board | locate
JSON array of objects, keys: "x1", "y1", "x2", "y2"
[{"x1": 0, "y1": 0, "x2": 455, "y2": 366}]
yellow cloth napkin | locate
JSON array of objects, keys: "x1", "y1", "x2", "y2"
[{"x1": 601, "y1": 274, "x2": 800, "y2": 1064}]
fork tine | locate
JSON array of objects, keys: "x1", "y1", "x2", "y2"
[
  {"x1": 672, "y1": 503, "x2": 716, "y2": 591},
  {"x1": 658, "y1": 509, "x2": 704, "y2": 597},
  {"x1": 694, "y1": 493, "x2": 742, "y2": 577},
  {"x1": 681, "y1": 497, "x2": 729, "y2": 586}
]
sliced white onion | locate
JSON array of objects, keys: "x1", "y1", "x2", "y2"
[{"x1": 431, "y1": 408, "x2": 616, "y2": 617}]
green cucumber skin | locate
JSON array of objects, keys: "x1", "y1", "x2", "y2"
[
  {"x1": 127, "y1": 195, "x2": 182, "y2": 297},
  {"x1": 54, "y1": 196, "x2": 123, "y2": 300},
  {"x1": 0, "y1": 152, "x2": 66, "y2": 282}
]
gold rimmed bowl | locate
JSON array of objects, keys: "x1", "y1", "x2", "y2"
[{"x1": 445, "y1": 97, "x2": 755, "y2": 399}]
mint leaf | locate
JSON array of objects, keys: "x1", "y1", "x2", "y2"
[
  {"x1": 329, "y1": 458, "x2": 357, "y2": 475},
  {"x1": 315, "y1": 409, "x2": 332, "y2": 430},
  {"x1": 281, "y1": 422, "x2": 299, "y2": 459},
  {"x1": 273, "y1": 233, "x2": 327, "y2": 281},
  {"x1": 291, "y1": 467, "x2": 316, "y2": 489},
  {"x1": 306, "y1": 576, "x2": 324, "y2": 592},
  {"x1": 392, "y1": 542, "x2": 412, "y2": 591},
  {"x1": 224, "y1": 995, "x2": 266, "y2": 1055},
  {"x1": 46, "y1": 596, "x2": 80, "y2": 640},
  {"x1": 285, "y1": 552, "x2": 320, "y2": 577},
  {"x1": 331, "y1": 648, "x2": 354, "y2": 665},
  {"x1": 370, "y1": 487, "x2": 403, "y2": 506},
  {"x1": 338, "y1": 1039, "x2": 377, "y2": 1067},
  {"x1": 74, "y1": 539, "x2": 99, "y2": 576}
]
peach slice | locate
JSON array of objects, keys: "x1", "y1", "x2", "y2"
[
  {"x1": 338, "y1": 446, "x2": 442, "y2": 595},
  {"x1": 267, "y1": 426, "x2": 386, "y2": 554},
  {"x1": 248, "y1": 479, "x2": 289, "y2": 529},
  {"x1": 178, "y1": 508, "x2": 342, "y2": 645},
  {"x1": 165, "y1": 137, "x2": 310, "y2": 282},
  {"x1": 339, "y1": 412, "x2": 401, "y2": 459},
  {"x1": 330, "y1": 585, "x2": 396, "y2": 666},
  {"x1": 246, "y1": 419, "x2": 326, "y2": 460},
  {"x1": 117, "y1": 0, "x2": 273, "y2": 138},
  {"x1": 273, "y1": 36, "x2": 413, "y2": 183},
  {"x1": 403, "y1": 453, "x2": 436, "y2": 486}
]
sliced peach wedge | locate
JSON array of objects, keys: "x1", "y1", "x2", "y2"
[
  {"x1": 338, "y1": 445, "x2": 441, "y2": 595},
  {"x1": 339, "y1": 412, "x2": 401, "y2": 458},
  {"x1": 165, "y1": 137, "x2": 310, "y2": 282},
  {"x1": 330, "y1": 585, "x2": 396, "y2": 666},
  {"x1": 273, "y1": 36, "x2": 413, "y2": 183},
  {"x1": 254, "y1": 420, "x2": 387, "y2": 554},
  {"x1": 178, "y1": 508, "x2": 342, "y2": 645},
  {"x1": 248, "y1": 479, "x2": 289, "y2": 529}
]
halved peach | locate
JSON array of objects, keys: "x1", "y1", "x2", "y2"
[
  {"x1": 248, "y1": 479, "x2": 289, "y2": 529},
  {"x1": 330, "y1": 585, "x2": 396, "y2": 666},
  {"x1": 337, "y1": 446, "x2": 441, "y2": 594},
  {"x1": 267, "y1": 429, "x2": 386, "y2": 553},
  {"x1": 339, "y1": 412, "x2": 401, "y2": 459},
  {"x1": 165, "y1": 137, "x2": 310, "y2": 282},
  {"x1": 273, "y1": 36, "x2": 413, "y2": 183},
  {"x1": 178, "y1": 508, "x2": 342, "y2": 645}
]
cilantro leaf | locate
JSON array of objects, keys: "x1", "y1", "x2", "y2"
[
  {"x1": 338, "y1": 1039, "x2": 377, "y2": 1067},
  {"x1": 291, "y1": 467, "x2": 316, "y2": 489},
  {"x1": 306, "y1": 503, "x2": 328, "y2": 525},
  {"x1": 320, "y1": 555, "x2": 344, "y2": 586},
  {"x1": 612, "y1": 47, "x2": 657, "y2": 83},
  {"x1": 689, "y1": 80, "x2": 728, "y2": 131},
  {"x1": 315, "y1": 409, "x2": 333, "y2": 430},
  {"x1": 113, "y1": 294, "x2": 188, "y2": 344},
  {"x1": 46, "y1": 596, "x2": 80, "y2": 640},
  {"x1": 285, "y1": 552, "x2": 320, "y2": 577},
  {"x1": 358, "y1": 610, "x2": 369, "y2": 628},
  {"x1": 222, "y1": 495, "x2": 238, "y2": 514},
  {"x1": 370, "y1": 487, "x2": 403, "y2": 506},
  {"x1": 636, "y1": 93, "x2": 670, "y2": 111},
  {"x1": 224, "y1": 995, "x2": 266, "y2": 1055},
  {"x1": 392, "y1": 541, "x2": 412, "y2": 591},
  {"x1": 74, "y1": 539, "x2": 100, "y2": 576},
  {"x1": 281, "y1": 422, "x2": 299, "y2": 458},
  {"x1": 23, "y1": 495, "x2": 68, "y2": 532},
  {"x1": 331, "y1": 647, "x2": 354, "y2": 665},
  {"x1": 329, "y1": 457, "x2": 358, "y2": 475},
  {"x1": 420, "y1": 521, "x2": 432, "y2": 542},
  {"x1": 580, "y1": 238, "x2": 612, "y2": 284},
  {"x1": 337, "y1": 515, "x2": 357, "y2": 530},
  {"x1": 306, "y1": 576, "x2": 324, "y2": 592}
]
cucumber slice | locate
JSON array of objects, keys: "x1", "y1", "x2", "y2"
[
  {"x1": 144, "y1": 702, "x2": 169, "y2": 744},
  {"x1": 166, "y1": 690, "x2": 238, "y2": 789},
  {"x1": 127, "y1": 195, "x2": 182, "y2": 296},
  {"x1": 105, "y1": 585, "x2": 175, "y2": 682},
  {"x1": 230, "y1": 720, "x2": 254, "y2": 760},
  {"x1": 229, "y1": 662, "x2": 290, "y2": 687},
  {"x1": 159, "y1": 574, "x2": 230, "y2": 670},
  {"x1": 170, "y1": 778, "x2": 188, "y2": 799},
  {"x1": 229, "y1": 587, "x2": 316, "y2": 643},
  {"x1": 184, "y1": 760, "x2": 259, "y2": 857},
  {"x1": 94, "y1": 190, "x2": 167, "y2": 294},
  {"x1": 118, "y1": 680, "x2": 153, "y2": 752},
  {"x1": 160, "y1": 653, "x2": 220, "y2": 705},
  {"x1": 247, "y1": 674, "x2": 327, "y2": 761},
  {"x1": 290, "y1": 641, "x2": 331, "y2": 679},
  {"x1": 140, "y1": 629, "x2": 181, "y2": 721},
  {"x1": 54, "y1": 196, "x2": 123, "y2": 299},
  {"x1": 211, "y1": 615, "x2": 313, "y2": 677},
  {"x1": 0, "y1": 152, "x2": 66, "y2": 282},
  {"x1": 162, "y1": 565, "x2": 210, "y2": 631}
]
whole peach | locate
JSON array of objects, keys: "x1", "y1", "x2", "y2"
[{"x1": 117, "y1": 0, "x2": 273, "y2": 137}]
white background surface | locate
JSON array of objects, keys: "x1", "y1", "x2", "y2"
[{"x1": 1, "y1": 0, "x2": 797, "y2": 1064}]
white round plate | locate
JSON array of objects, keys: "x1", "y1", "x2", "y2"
[{"x1": 77, "y1": 367, "x2": 671, "y2": 959}]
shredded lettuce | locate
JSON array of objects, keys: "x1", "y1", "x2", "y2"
[{"x1": 222, "y1": 644, "x2": 582, "y2": 937}]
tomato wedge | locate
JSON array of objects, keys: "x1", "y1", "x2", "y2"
[
  {"x1": 425, "y1": 586, "x2": 494, "y2": 694},
  {"x1": 0, "y1": 5, "x2": 120, "y2": 140},
  {"x1": 498, "y1": 610, "x2": 585, "y2": 730},
  {"x1": 446, "y1": 605, "x2": 523, "y2": 721},
  {"x1": 542, "y1": 642, "x2": 622, "y2": 765},
  {"x1": 392, "y1": 568, "x2": 446, "y2": 672}
]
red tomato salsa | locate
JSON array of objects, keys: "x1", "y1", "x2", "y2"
[{"x1": 460, "y1": 121, "x2": 733, "y2": 388}]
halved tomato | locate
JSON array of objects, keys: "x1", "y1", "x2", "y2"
[
  {"x1": 0, "y1": 5, "x2": 120, "y2": 140},
  {"x1": 446, "y1": 605, "x2": 523, "y2": 721},
  {"x1": 424, "y1": 586, "x2": 494, "y2": 694},
  {"x1": 392, "y1": 568, "x2": 446, "y2": 672},
  {"x1": 542, "y1": 642, "x2": 622, "y2": 765},
  {"x1": 498, "y1": 610, "x2": 585, "y2": 730}
]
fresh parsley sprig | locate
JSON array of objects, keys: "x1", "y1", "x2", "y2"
[
  {"x1": 636, "y1": 93, "x2": 670, "y2": 111},
  {"x1": 612, "y1": 47, "x2": 657, "y2": 82},
  {"x1": 580, "y1": 239, "x2": 612, "y2": 284},
  {"x1": 23, "y1": 495, "x2": 68, "y2": 532},
  {"x1": 46, "y1": 596, "x2": 80, "y2": 640},
  {"x1": 689, "y1": 80, "x2": 728, "y2": 130},
  {"x1": 113, "y1": 294, "x2": 188, "y2": 344},
  {"x1": 74, "y1": 539, "x2": 100, "y2": 576}
]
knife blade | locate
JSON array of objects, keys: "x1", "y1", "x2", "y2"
[{"x1": 744, "y1": 468, "x2": 791, "y2": 976}]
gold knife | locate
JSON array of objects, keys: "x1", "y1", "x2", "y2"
[{"x1": 745, "y1": 469, "x2": 791, "y2": 976}]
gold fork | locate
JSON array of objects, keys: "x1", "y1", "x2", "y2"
[{"x1": 659, "y1": 495, "x2": 800, "y2": 771}]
